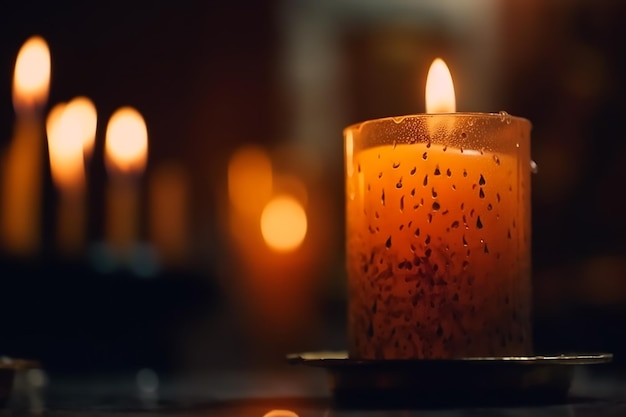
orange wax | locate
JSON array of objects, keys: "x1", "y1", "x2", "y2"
[{"x1": 345, "y1": 115, "x2": 532, "y2": 359}]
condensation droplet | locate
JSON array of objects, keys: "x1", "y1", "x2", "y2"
[
  {"x1": 400, "y1": 196, "x2": 405, "y2": 211},
  {"x1": 415, "y1": 228, "x2": 420, "y2": 237},
  {"x1": 463, "y1": 169, "x2": 468, "y2": 177},
  {"x1": 423, "y1": 175, "x2": 428, "y2": 186},
  {"x1": 451, "y1": 220, "x2": 459, "y2": 229},
  {"x1": 410, "y1": 167, "x2": 417, "y2": 176},
  {"x1": 432, "y1": 202, "x2": 440, "y2": 211},
  {"x1": 410, "y1": 188, "x2": 416, "y2": 197},
  {"x1": 375, "y1": 211, "x2": 379, "y2": 219},
  {"x1": 487, "y1": 203, "x2": 493, "y2": 211},
  {"x1": 462, "y1": 235, "x2": 468, "y2": 246},
  {"x1": 461, "y1": 132, "x2": 467, "y2": 139},
  {"x1": 479, "y1": 174, "x2": 486, "y2": 186},
  {"x1": 530, "y1": 160, "x2": 539, "y2": 174},
  {"x1": 385, "y1": 236, "x2": 392, "y2": 249},
  {"x1": 427, "y1": 214, "x2": 433, "y2": 223},
  {"x1": 392, "y1": 161, "x2": 401, "y2": 169},
  {"x1": 479, "y1": 189, "x2": 485, "y2": 199},
  {"x1": 446, "y1": 168, "x2": 452, "y2": 177},
  {"x1": 496, "y1": 193, "x2": 501, "y2": 203},
  {"x1": 378, "y1": 172, "x2": 383, "y2": 179},
  {"x1": 484, "y1": 243, "x2": 489, "y2": 254},
  {"x1": 381, "y1": 189, "x2": 386, "y2": 205},
  {"x1": 476, "y1": 216, "x2": 483, "y2": 229},
  {"x1": 434, "y1": 165, "x2": 441, "y2": 176},
  {"x1": 422, "y1": 152, "x2": 428, "y2": 160},
  {"x1": 425, "y1": 235, "x2": 431, "y2": 244},
  {"x1": 493, "y1": 155, "x2": 500, "y2": 166},
  {"x1": 432, "y1": 188, "x2": 438, "y2": 198},
  {"x1": 396, "y1": 179, "x2": 403, "y2": 189}
]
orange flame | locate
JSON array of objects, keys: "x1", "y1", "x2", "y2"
[
  {"x1": 425, "y1": 58, "x2": 456, "y2": 113},
  {"x1": 46, "y1": 102, "x2": 86, "y2": 191},
  {"x1": 105, "y1": 107, "x2": 148, "y2": 176},
  {"x1": 13, "y1": 36, "x2": 51, "y2": 111},
  {"x1": 260, "y1": 195, "x2": 307, "y2": 252}
]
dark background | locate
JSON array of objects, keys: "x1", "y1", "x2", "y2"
[{"x1": 0, "y1": 0, "x2": 625, "y2": 376}]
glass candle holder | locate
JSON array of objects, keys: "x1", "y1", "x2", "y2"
[{"x1": 344, "y1": 112, "x2": 532, "y2": 359}]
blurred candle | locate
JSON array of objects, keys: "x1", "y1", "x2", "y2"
[
  {"x1": 148, "y1": 162, "x2": 189, "y2": 267},
  {"x1": 46, "y1": 97, "x2": 97, "y2": 256},
  {"x1": 0, "y1": 36, "x2": 51, "y2": 256},
  {"x1": 104, "y1": 107, "x2": 148, "y2": 261}
]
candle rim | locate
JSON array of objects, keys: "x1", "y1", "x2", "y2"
[{"x1": 344, "y1": 112, "x2": 531, "y2": 133}]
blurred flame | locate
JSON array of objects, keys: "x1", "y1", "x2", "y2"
[
  {"x1": 13, "y1": 36, "x2": 51, "y2": 111},
  {"x1": 66, "y1": 96, "x2": 97, "y2": 158},
  {"x1": 263, "y1": 411, "x2": 299, "y2": 417},
  {"x1": 228, "y1": 145, "x2": 273, "y2": 216},
  {"x1": 260, "y1": 195, "x2": 307, "y2": 252},
  {"x1": 105, "y1": 107, "x2": 148, "y2": 175},
  {"x1": 425, "y1": 58, "x2": 455, "y2": 113},
  {"x1": 46, "y1": 102, "x2": 86, "y2": 191}
]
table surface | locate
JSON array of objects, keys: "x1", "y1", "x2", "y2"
[{"x1": 2, "y1": 364, "x2": 626, "y2": 417}]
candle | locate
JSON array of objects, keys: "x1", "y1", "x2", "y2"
[
  {"x1": 344, "y1": 58, "x2": 532, "y2": 359},
  {"x1": 46, "y1": 97, "x2": 97, "y2": 256},
  {"x1": 104, "y1": 107, "x2": 148, "y2": 262},
  {"x1": 0, "y1": 36, "x2": 51, "y2": 256}
]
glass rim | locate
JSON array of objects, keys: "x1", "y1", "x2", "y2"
[{"x1": 343, "y1": 112, "x2": 531, "y2": 133}]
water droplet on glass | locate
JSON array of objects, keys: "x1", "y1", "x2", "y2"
[{"x1": 530, "y1": 159, "x2": 538, "y2": 174}]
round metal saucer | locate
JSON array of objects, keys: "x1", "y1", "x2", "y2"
[{"x1": 286, "y1": 351, "x2": 613, "y2": 408}]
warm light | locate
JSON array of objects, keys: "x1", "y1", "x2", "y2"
[
  {"x1": 263, "y1": 410, "x2": 299, "y2": 417},
  {"x1": 46, "y1": 102, "x2": 85, "y2": 191},
  {"x1": 65, "y1": 96, "x2": 97, "y2": 158},
  {"x1": 105, "y1": 107, "x2": 148, "y2": 175},
  {"x1": 425, "y1": 58, "x2": 456, "y2": 113},
  {"x1": 228, "y1": 145, "x2": 273, "y2": 216},
  {"x1": 260, "y1": 195, "x2": 307, "y2": 252},
  {"x1": 13, "y1": 36, "x2": 51, "y2": 111}
]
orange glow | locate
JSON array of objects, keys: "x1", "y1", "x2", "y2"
[
  {"x1": 46, "y1": 102, "x2": 85, "y2": 191},
  {"x1": 262, "y1": 411, "x2": 299, "y2": 417},
  {"x1": 105, "y1": 107, "x2": 148, "y2": 175},
  {"x1": 260, "y1": 195, "x2": 307, "y2": 252},
  {"x1": 13, "y1": 36, "x2": 51, "y2": 111},
  {"x1": 228, "y1": 145, "x2": 273, "y2": 216},
  {"x1": 425, "y1": 58, "x2": 456, "y2": 113},
  {"x1": 65, "y1": 96, "x2": 97, "y2": 158}
]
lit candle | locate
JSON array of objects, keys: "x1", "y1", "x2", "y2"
[
  {"x1": 0, "y1": 36, "x2": 51, "y2": 256},
  {"x1": 344, "y1": 58, "x2": 532, "y2": 359},
  {"x1": 46, "y1": 97, "x2": 97, "y2": 256},
  {"x1": 104, "y1": 107, "x2": 148, "y2": 262}
]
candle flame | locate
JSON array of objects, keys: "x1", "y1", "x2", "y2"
[
  {"x1": 46, "y1": 102, "x2": 86, "y2": 191},
  {"x1": 13, "y1": 36, "x2": 51, "y2": 111},
  {"x1": 425, "y1": 58, "x2": 456, "y2": 113},
  {"x1": 65, "y1": 96, "x2": 98, "y2": 158},
  {"x1": 261, "y1": 195, "x2": 307, "y2": 252},
  {"x1": 105, "y1": 107, "x2": 148, "y2": 175}
]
